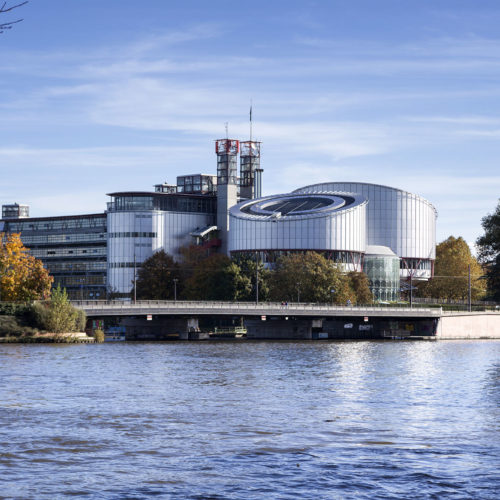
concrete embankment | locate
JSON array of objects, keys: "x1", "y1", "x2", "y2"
[{"x1": 436, "y1": 312, "x2": 500, "y2": 339}]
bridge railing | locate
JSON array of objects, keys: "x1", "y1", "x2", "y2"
[{"x1": 70, "y1": 300, "x2": 440, "y2": 314}]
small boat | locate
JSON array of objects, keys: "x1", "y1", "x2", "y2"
[
  {"x1": 104, "y1": 326, "x2": 126, "y2": 341},
  {"x1": 104, "y1": 333, "x2": 126, "y2": 341}
]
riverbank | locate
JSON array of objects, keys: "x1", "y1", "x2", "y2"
[{"x1": 0, "y1": 332, "x2": 94, "y2": 343}]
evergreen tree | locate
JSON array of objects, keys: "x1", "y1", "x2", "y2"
[
  {"x1": 347, "y1": 271, "x2": 373, "y2": 305},
  {"x1": 232, "y1": 254, "x2": 270, "y2": 301},
  {"x1": 135, "y1": 250, "x2": 181, "y2": 300},
  {"x1": 476, "y1": 200, "x2": 500, "y2": 301},
  {"x1": 182, "y1": 254, "x2": 251, "y2": 301}
]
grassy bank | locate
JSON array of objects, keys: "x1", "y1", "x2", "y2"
[
  {"x1": 0, "y1": 299, "x2": 91, "y2": 343},
  {"x1": 0, "y1": 332, "x2": 94, "y2": 343}
]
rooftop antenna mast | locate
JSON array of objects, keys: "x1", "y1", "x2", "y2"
[
  {"x1": 249, "y1": 99, "x2": 253, "y2": 142},
  {"x1": 224, "y1": 122, "x2": 229, "y2": 139},
  {"x1": 240, "y1": 100, "x2": 262, "y2": 200}
]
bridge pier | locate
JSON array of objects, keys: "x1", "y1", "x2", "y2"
[
  {"x1": 245, "y1": 316, "x2": 438, "y2": 340},
  {"x1": 121, "y1": 316, "x2": 200, "y2": 340}
]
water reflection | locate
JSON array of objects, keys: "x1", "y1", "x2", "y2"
[{"x1": 0, "y1": 341, "x2": 499, "y2": 499}]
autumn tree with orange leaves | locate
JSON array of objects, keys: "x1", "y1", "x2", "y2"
[{"x1": 0, "y1": 232, "x2": 53, "y2": 301}]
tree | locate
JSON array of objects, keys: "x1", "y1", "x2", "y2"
[
  {"x1": 268, "y1": 252, "x2": 355, "y2": 304},
  {"x1": 182, "y1": 254, "x2": 251, "y2": 301},
  {"x1": 418, "y1": 236, "x2": 486, "y2": 301},
  {"x1": 135, "y1": 250, "x2": 181, "y2": 300},
  {"x1": 476, "y1": 200, "x2": 500, "y2": 301},
  {"x1": 177, "y1": 244, "x2": 212, "y2": 288},
  {"x1": 0, "y1": 232, "x2": 53, "y2": 301},
  {"x1": 0, "y1": 1, "x2": 28, "y2": 33},
  {"x1": 232, "y1": 254, "x2": 271, "y2": 301},
  {"x1": 348, "y1": 271, "x2": 373, "y2": 305},
  {"x1": 32, "y1": 284, "x2": 86, "y2": 333}
]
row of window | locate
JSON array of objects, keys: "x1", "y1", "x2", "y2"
[
  {"x1": 31, "y1": 247, "x2": 107, "y2": 258},
  {"x1": 232, "y1": 250, "x2": 363, "y2": 265},
  {"x1": 56, "y1": 275, "x2": 106, "y2": 286},
  {"x1": 5, "y1": 216, "x2": 106, "y2": 232},
  {"x1": 59, "y1": 286, "x2": 106, "y2": 300},
  {"x1": 400, "y1": 259, "x2": 432, "y2": 270},
  {"x1": 108, "y1": 232, "x2": 157, "y2": 238},
  {"x1": 109, "y1": 262, "x2": 143, "y2": 268},
  {"x1": 2, "y1": 206, "x2": 29, "y2": 218},
  {"x1": 47, "y1": 261, "x2": 107, "y2": 273},
  {"x1": 112, "y1": 195, "x2": 216, "y2": 214},
  {"x1": 177, "y1": 175, "x2": 216, "y2": 194},
  {"x1": 21, "y1": 233, "x2": 106, "y2": 245}
]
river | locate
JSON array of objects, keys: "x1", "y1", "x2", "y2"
[{"x1": 0, "y1": 340, "x2": 499, "y2": 499}]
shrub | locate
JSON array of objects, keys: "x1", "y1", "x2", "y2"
[
  {"x1": 94, "y1": 329, "x2": 105, "y2": 343},
  {"x1": 0, "y1": 302, "x2": 30, "y2": 317},
  {"x1": 74, "y1": 309, "x2": 87, "y2": 332},
  {"x1": 0, "y1": 315, "x2": 39, "y2": 337},
  {"x1": 31, "y1": 285, "x2": 87, "y2": 333}
]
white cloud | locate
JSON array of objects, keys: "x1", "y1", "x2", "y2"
[{"x1": 2, "y1": 25, "x2": 500, "y2": 243}]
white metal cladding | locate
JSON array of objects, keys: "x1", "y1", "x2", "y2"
[
  {"x1": 229, "y1": 193, "x2": 367, "y2": 253},
  {"x1": 294, "y1": 182, "x2": 437, "y2": 262},
  {"x1": 107, "y1": 210, "x2": 214, "y2": 294}
]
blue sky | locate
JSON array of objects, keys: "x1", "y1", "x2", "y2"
[{"x1": 1, "y1": 0, "x2": 500, "y2": 247}]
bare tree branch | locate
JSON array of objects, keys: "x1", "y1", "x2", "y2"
[
  {"x1": 0, "y1": 1, "x2": 28, "y2": 14},
  {"x1": 0, "y1": 1, "x2": 28, "y2": 34}
]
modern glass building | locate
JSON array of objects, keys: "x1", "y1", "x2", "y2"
[
  {"x1": 1, "y1": 139, "x2": 437, "y2": 302},
  {"x1": 0, "y1": 213, "x2": 107, "y2": 300},
  {"x1": 363, "y1": 245, "x2": 401, "y2": 302},
  {"x1": 106, "y1": 191, "x2": 217, "y2": 297},
  {"x1": 294, "y1": 182, "x2": 437, "y2": 279},
  {"x1": 229, "y1": 192, "x2": 367, "y2": 270},
  {"x1": 230, "y1": 183, "x2": 437, "y2": 300}
]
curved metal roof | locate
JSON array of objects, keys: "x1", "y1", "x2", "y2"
[
  {"x1": 293, "y1": 181, "x2": 437, "y2": 215},
  {"x1": 230, "y1": 192, "x2": 367, "y2": 221}
]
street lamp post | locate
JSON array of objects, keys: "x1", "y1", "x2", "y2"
[
  {"x1": 255, "y1": 252, "x2": 259, "y2": 304},
  {"x1": 468, "y1": 264, "x2": 471, "y2": 312},
  {"x1": 133, "y1": 254, "x2": 137, "y2": 304},
  {"x1": 296, "y1": 282, "x2": 300, "y2": 303},
  {"x1": 410, "y1": 274, "x2": 413, "y2": 309},
  {"x1": 173, "y1": 278, "x2": 178, "y2": 302},
  {"x1": 330, "y1": 288, "x2": 335, "y2": 305}
]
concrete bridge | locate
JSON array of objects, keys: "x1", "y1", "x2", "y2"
[
  {"x1": 71, "y1": 300, "x2": 500, "y2": 340},
  {"x1": 72, "y1": 300, "x2": 442, "y2": 319}
]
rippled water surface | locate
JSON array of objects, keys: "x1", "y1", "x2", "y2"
[{"x1": 1, "y1": 340, "x2": 499, "y2": 499}]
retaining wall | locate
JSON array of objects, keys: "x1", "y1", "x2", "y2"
[{"x1": 436, "y1": 313, "x2": 500, "y2": 339}]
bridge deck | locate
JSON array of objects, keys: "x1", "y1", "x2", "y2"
[{"x1": 73, "y1": 300, "x2": 445, "y2": 318}]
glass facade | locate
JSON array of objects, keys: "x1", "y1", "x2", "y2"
[
  {"x1": 2, "y1": 204, "x2": 29, "y2": 219},
  {"x1": 239, "y1": 141, "x2": 261, "y2": 196},
  {"x1": 6, "y1": 216, "x2": 106, "y2": 232},
  {"x1": 217, "y1": 154, "x2": 238, "y2": 185},
  {"x1": 176, "y1": 174, "x2": 216, "y2": 194},
  {"x1": 232, "y1": 249, "x2": 363, "y2": 269},
  {"x1": 109, "y1": 232, "x2": 157, "y2": 238},
  {"x1": 1, "y1": 214, "x2": 107, "y2": 300},
  {"x1": 295, "y1": 182, "x2": 437, "y2": 279},
  {"x1": 111, "y1": 194, "x2": 216, "y2": 214},
  {"x1": 107, "y1": 209, "x2": 217, "y2": 295},
  {"x1": 364, "y1": 254, "x2": 401, "y2": 302}
]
